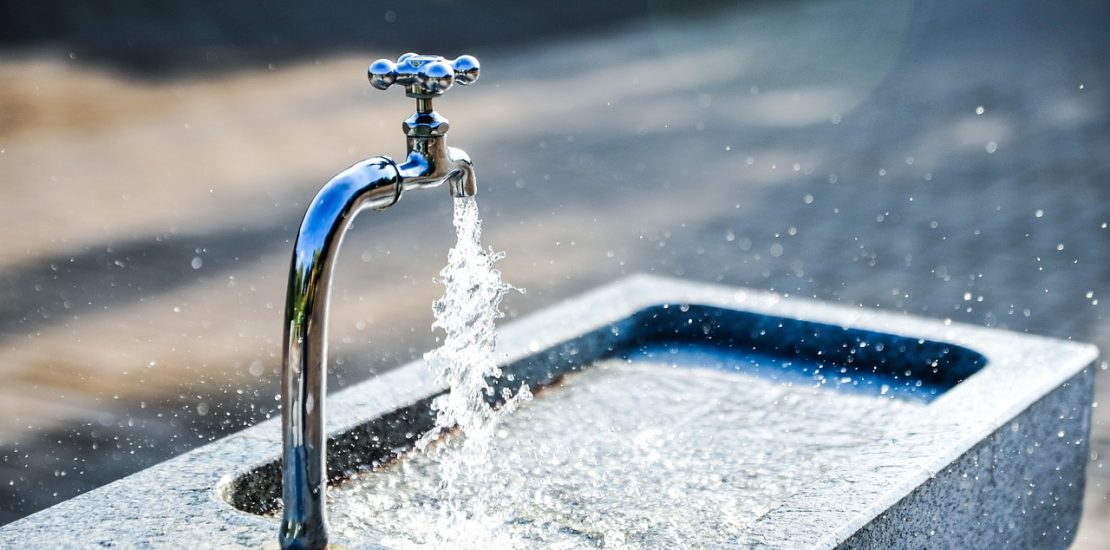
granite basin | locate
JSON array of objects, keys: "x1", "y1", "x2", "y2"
[{"x1": 0, "y1": 275, "x2": 1097, "y2": 549}]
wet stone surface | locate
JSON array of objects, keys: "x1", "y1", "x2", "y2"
[{"x1": 324, "y1": 357, "x2": 924, "y2": 548}]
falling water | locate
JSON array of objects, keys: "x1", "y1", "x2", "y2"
[
  {"x1": 422, "y1": 196, "x2": 525, "y2": 448},
  {"x1": 409, "y1": 195, "x2": 529, "y2": 545}
]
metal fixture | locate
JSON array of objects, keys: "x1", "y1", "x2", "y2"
[{"x1": 279, "y1": 53, "x2": 480, "y2": 550}]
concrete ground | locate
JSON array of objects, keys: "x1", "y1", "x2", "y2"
[{"x1": 1, "y1": 0, "x2": 1108, "y2": 546}]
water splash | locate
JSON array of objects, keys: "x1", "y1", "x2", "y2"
[
  {"x1": 410, "y1": 195, "x2": 529, "y2": 544},
  {"x1": 328, "y1": 352, "x2": 923, "y2": 548},
  {"x1": 326, "y1": 199, "x2": 921, "y2": 547}
]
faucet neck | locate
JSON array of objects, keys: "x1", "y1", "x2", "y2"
[{"x1": 403, "y1": 109, "x2": 450, "y2": 138}]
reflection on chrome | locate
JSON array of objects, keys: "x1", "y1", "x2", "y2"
[{"x1": 279, "y1": 53, "x2": 480, "y2": 550}]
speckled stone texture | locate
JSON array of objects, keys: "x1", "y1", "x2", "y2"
[
  {"x1": 839, "y1": 372, "x2": 1092, "y2": 550},
  {"x1": 0, "y1": 275, "x2": 1097, "y2": 549}
]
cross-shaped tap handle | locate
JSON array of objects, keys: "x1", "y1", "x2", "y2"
[{"x1": 367, "y1": 53, "x2": 480, "y2": 98}]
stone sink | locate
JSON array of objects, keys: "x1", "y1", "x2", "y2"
[{"x1": 0, "y1": 275, "x2": 1097, "y2": 548}]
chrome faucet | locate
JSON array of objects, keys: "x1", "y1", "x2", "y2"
[{"x1": 279, "y1": 53, "x2": 480, "y2": 550}]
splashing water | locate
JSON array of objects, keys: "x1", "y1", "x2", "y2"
[
  {"x1": 322, "y1": 199, "x2": 921, "y2": 547},
  {"x1": 409, "y1": 196, "x2": 529, "y2": 545},
  {"x1": 327, "y1": 349, "x2": 923, "y2": 548}
]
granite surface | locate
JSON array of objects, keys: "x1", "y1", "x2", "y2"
[{"x1": 0, "y1": 275, "x2": 1097, "y2": 548}]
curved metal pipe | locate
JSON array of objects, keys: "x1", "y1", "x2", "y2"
[
  {"x1": 279, "y1": 157, "x2": 401, "y2": 549},
  {"x1": 279, "y1": 148, "x2": 476, "y2": 550}
]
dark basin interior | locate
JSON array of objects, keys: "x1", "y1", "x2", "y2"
[{"x1": 223, "y1": 303, "x2": 987, "y2": 516}]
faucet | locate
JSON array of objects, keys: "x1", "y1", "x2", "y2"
[{"x1": 279, "y1": 53, "x2": 480, "y2": 550}]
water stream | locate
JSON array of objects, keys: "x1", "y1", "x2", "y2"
[{"x1": 396, "y1": 195, "x2": 529, "y2": 545}]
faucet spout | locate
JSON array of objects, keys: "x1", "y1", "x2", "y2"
[
  {"x1": 447, "y1": 147, "x2": 477, "y2": 198},
  {"x1": 396, "y1": 134, "x2": 477, "y2": 199},
  {"x1": 279, "y1": 53, "x2": 481, "y2": 550}
]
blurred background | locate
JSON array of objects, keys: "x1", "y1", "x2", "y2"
[{"x1": 1, "y1": 0, "x2": 1108, "y2": 545}]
